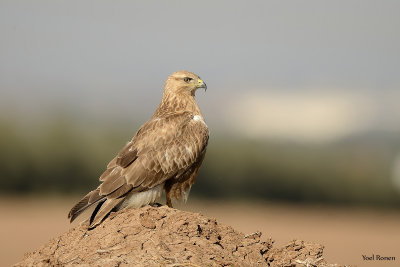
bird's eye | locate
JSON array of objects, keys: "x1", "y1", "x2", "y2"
[{"x1": 183, "y1": 77, "x2": 193, "y2": 82}]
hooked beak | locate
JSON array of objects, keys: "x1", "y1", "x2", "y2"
[{"x1": 197, "y1": 78, "x2": 207, "y2": 91}]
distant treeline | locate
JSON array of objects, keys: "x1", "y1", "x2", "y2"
[{"x1": 1, "y1": 116, "x2": 400, "y2": 207}]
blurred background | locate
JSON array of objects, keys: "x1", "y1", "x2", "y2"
[{"x1": 1, "y1": 1, "x2": 399, "y2": 266}]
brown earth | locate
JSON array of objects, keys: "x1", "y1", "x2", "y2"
[{"x1": 15, "y1": 205, "x2": 345, "y2": 267}]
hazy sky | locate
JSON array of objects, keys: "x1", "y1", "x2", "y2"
[{"x1": 1, "y1": 1, "x2": 399, "y2": 141}]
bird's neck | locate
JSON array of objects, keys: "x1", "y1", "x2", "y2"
[{"x1": 154, "y1": 92, "x2": 202, "y2": 117}]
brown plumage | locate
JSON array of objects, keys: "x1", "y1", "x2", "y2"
[{"x1": 68, "y1": 71, "x2": 209, "y2": 228}]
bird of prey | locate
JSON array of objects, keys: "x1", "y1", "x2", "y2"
[{"x1": 68, "y1": 70, "x2": 209, "y2": 228}]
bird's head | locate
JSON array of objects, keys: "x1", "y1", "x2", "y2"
[{"x1": 164, "y1": 70, "x2": 207, "y2": 96}]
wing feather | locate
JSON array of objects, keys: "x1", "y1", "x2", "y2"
[
  {"x1": 68, "y1": 111, "x2": 208, "y2": 225},
  {"x1": 99, "y1": 170, "x2": 126, "y2": 195}
]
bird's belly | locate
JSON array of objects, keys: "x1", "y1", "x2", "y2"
[{"x1": 118, "y1": 183, "x2": 164, "y2": 210}]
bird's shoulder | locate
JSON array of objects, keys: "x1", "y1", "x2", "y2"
[
  {"x1": 134, "y1": 111, "x2": 207, "y2": 141},
  {"x1": 106, "y1": 111, "x2": 208, "y2": 170}
]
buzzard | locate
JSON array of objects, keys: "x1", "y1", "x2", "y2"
[{"x1": 68, "y1": 71, "x2": 209, "y2": 228}]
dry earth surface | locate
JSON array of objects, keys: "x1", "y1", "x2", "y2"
[
  {"x1": 15, "y1": 205, "x2": 343, "y2": 267},
  {"x1": 2, "y1": 197, "x2": 399, "y2": 267}
]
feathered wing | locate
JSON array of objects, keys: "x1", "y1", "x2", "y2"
[{"x1": 68, "y1": 111, "x2": 208, "y2": 227}]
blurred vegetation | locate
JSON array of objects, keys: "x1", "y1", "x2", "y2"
[{"x1": 0, "y1": 115, "x2": 400, "y2": 208}]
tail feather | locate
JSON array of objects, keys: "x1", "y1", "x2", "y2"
[
  {"x1": 89, "y1": 200, "x2": 105, "y2": 225},
  {"x1": 68, "y1": 188, "x2": 106, "y2": 223},
  {"x1": 89, "y1": 198, "x2": 125, "y2": 228}
]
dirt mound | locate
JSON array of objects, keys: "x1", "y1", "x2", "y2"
[{"x1": 15, "y1": 206, "x2": 344, "y2": 267}]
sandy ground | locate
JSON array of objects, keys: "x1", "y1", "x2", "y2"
[{"x1": 1, "y1": 196, "x2": 399, "y2": 267}]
